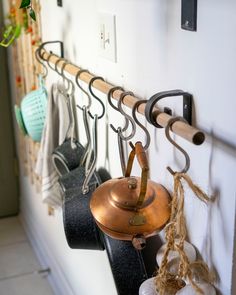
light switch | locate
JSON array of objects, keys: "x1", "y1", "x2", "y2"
[{"x1": 99, "y1": 13, "x2": 117, "y2": 62}]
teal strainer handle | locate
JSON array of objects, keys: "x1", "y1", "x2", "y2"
[
  {"x1": 14, "y1": 105, "x2": 27, "y2": 136},
  {"x1": 38, "y1": 75, "x2": 45, "y2": 88}
]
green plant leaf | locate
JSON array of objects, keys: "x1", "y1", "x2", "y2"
[
  {"x1": 20, "y1": 0, "x2": 31, "y2": 8},
  {"x1": 29, "y1": 8, "x2": 36, "y2": 21}
]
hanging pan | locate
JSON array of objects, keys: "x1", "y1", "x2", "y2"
[
  {"x1": 60, "y1": 110, "x2": 105, "y2": 250},
  {"x1": 52, "y1": 63, "x2": 86, "y2": 176},
  {"x1": 61, "y1": 73, "x2": 109, "y2": 250}
]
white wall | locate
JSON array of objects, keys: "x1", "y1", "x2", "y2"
[{"x1": 7, "y1": 0, "x2": 236, "y2": 294}]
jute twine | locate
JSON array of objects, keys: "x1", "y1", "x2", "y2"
[{"x1": 155, "y1": 172, "x2": 214, "y2": 295}]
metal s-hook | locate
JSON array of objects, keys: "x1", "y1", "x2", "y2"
[
  {"x1": 46, "y1": 52, "x2": 58, "y2": 71},
  {"x1": 88, "y1": 76, "x2": 105, "y2": 119},
  {"x1": 36, "y1": 40, "x2": 64, "y2": 77},
  {"x1": 132, "y1": 100, "x2": 151, "y2": 150},
  {"x1": 107, "y1": 86, "x2": 129, "y2": 133},
  {"x1": 35, "y1": 48, "x2": 48, "y2": 78},
  {"x1": 61, "y1": 61, "x2": 75, "y2": 96},
  {"x1": 75, "y1": 69, "x2": 92, "y2": 109},
  {"x1": 55, "y1": 57, "x2": 67, "y2": 75},
  {"x1": 116, "y1": 91, "x2": 136, "y2": 141},
  {"x1": 54, "y1": 58, "x2": 71, "y2": 93},
  {"x1": 165, "y1": 116, "x2": 190, "y2": 175},
  {"x1": 107, "y1": 87, "x2": 130, "y2": 175}
]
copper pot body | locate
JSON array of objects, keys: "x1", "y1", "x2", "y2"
[{"x1": 90, "y1": 176, "x2": 171, "y2": 241}]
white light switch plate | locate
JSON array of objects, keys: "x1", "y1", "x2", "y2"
[{"x1": 99, "y1": 12, "x2": 117, "y2": 62}]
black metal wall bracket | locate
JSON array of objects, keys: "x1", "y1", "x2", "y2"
[
  {"x1": 57, "y1": 0, "x2": 63, "y2": 7},
  {"x1": 38, "y1": 40, "x2": 64, "y2": 59},
  {"x1": 145, "y1": 90, "x2": 192, "y2": 128},
  {"x1": 181, "y1": 0, "x2": 197, "y2": 31}
]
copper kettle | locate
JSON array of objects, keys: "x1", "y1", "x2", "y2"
[{"x1": 90, "y1": 142, "x2": 171, "y2": 249}]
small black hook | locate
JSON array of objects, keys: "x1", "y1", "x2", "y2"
[
  {"x1": 54, "y1": 57, "x2": 67, "y2": 75},
  {"x1": 75, "y1": 69, "x2": 92, "y2": 109},
  {"x1": 61, "y1": 61, "x2": 75, "y2": 95},
  {"x1": 88, "y1": 76, "x2": 105, "y2": 120},
  {"x1": 46, "y1": 52, "x2": 58, "y2": 71},
  {"x1": 165, "y1": 116, "x2": 191, "y2": 175},
  {"x1": 114, "y1": 91, "x2": 136, "y2": 141},
  {"x1": 35, "y1": 48, "x2": 48, "y2": 78},
  {"x1": 107, "y1": 86, "x2": 129, "y2": 133},
  {"x1": 54, "y1": 58, "x2": 70, "y2": 92},
  {"x1": 132, "y1": 100, "x2": 151, "y2": 150}
]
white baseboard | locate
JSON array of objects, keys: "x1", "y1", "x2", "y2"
[{"x1": 20, "y1": 205, "x2": 75, "y2": 295}]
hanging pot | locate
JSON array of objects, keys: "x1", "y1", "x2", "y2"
[
  {"x1": 62, "y1": 170, "x2": 104, "y2": 250},
  {"x1": 61, "y1": 115, "x2": 105, "y2": 250},
  {"x1": 52, "y1": 90, "x2": 86, "y2": 176},
  {"x1": 90, "y1": 141, "x2": 171, "y2": 249}
]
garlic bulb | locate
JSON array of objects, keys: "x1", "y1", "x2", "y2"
[
  {"x1": 139, "y1": 277, "x2": 185, "y2": 295},
  {"x1": 139, "y1": 278, "x2": 158, "y2": 295},
  {"x1": 176, "y1": 283, "x2": 216, "y2": 295},
  {"x1": 156, "y1": 240, "x2": 196, "y2": 274}
]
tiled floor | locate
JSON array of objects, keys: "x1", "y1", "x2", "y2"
[{"x1": 0, "y1": 216, "x2": 54, "y2": 295}]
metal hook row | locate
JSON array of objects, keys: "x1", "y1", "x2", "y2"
[{"x1": 35, "y1": 45, "x2": 206, "y2": 174}]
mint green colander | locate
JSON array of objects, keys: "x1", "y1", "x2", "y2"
[{"x1": 14, "y1": 76, "x2": 47, "y2": 142}]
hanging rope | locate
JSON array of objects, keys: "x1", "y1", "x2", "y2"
[{"x1": 155, "y1": 172, "x2": 214, "y2": 295}]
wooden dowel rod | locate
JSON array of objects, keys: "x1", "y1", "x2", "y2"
[{"x1": 39, "y1": 49, "x2": 205, "y2": 145}]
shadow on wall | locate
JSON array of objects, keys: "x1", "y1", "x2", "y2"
[
  {"x1": 201, "y1": 129, "x2": 236, "y2": 295},
  {"x1": 61, "y1": 8, "x2": 78, "y2": 62}
]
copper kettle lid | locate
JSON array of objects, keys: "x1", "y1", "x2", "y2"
[{"x1": 109, "y1": 176, "x2": 155, "y2": 210}]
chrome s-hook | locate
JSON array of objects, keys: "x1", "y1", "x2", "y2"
[
  {"x1": 88, "y1": 76, "x2": 105, "y2": 119},
  {"x1": 75, "y1": 69, "x2": 92, "y2": 109},
  {"x1": 82, "y1": 114, "x2": 99, "y2": 194},
  {"x1": 165, "y1": 116, "x2": 190, "y2": 175},
  {"x1": 115, "y1": 91, "x2": 136, "y2": 141},
  {"x1": 107, "y1": 86, "x2": 129, "y2": 133},
  {"x1": 132, "y1": 100, "x2": 151, "y2": 150},
  {"x1": 117, "y1": 126, "x2": 127, "y2": 176}
]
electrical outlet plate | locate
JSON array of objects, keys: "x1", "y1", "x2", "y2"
[{"x1": 99, "y1": 12, "x2": 117, "y2": 62}]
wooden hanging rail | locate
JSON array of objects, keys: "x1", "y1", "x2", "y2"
[{"x1": 38, "y1": 48, "x2": 205, "y2": 145}]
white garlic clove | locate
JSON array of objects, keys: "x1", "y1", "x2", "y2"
[
  {"x1": 156, "y1": 240, "x2": 196, "y2": 274},
  {"x1": 176, "y1": 283, "x2": 216, "y2": 295},
  {"x1": 139, "y1": 278, "x2": 158, "y2": 295}
]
